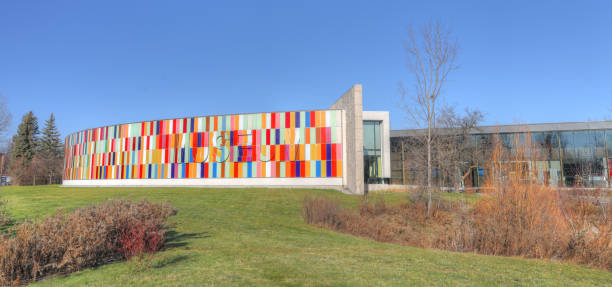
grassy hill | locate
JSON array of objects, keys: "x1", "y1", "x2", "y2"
[{"x1": 0, "y1": 186, "x2": 609, "y2": 286}]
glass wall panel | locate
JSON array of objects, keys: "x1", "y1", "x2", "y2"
[
  {"x1": 557, "y1": 130, "x2": 610, "y2": 186},
  {"x1": 607, "y1": 130, "x2": 612, "y2": 155},
  {"x1": 363, "y1": 121, "x2": 383, "y2": 183}
]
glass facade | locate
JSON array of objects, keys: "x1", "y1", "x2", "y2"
[
  {"x1": 391, "y1": 127, "x2": 612, "y2": 188},
  {"x1": 363, "y1": 121, "x2": 383, "y2": 183}
]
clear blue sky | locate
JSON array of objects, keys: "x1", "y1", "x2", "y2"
[{"x1": 1, "y1": 0, "x2": 611, "y2": 142}]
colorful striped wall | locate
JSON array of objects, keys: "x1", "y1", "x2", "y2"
[{"x1": 63, "y1": 110, "x2": 343, "y2": 181}]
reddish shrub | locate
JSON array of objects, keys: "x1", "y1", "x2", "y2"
[{"x1": 118, "y1": 221, "x2": 166, "y2": 259}]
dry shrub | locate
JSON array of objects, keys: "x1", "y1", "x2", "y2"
[
  {"x1": 303, "y1": 194, "x2": 467, "y2": 248},
  {"x1": 470, "y1": 182, "x2": 569, "y2": 259},
  {"x1": 302, "y1": 195, "x2": 341, "y2": 227},
  {"x1": 560, "y1": 189, "x2": 611, "y2": 269},
  {"x1": 0, "y1": 199, "x2": 177, "y2": 286},
  {"x1": 473, "y1": 133, "x2": 611, "y2": 269},
  {"x1": 302, "y1": 134, "x2": 611, "y2": 270}
]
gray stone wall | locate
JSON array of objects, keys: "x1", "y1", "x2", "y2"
[{"x1": 330, "y1": 85, "x2": 364, "y2": 194}]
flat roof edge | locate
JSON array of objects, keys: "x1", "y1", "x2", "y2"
[{"x1": 391, "y1": 120, "x2": 612, "y2": 137}]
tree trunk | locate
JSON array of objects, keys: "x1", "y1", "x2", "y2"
[{"x1": 427, "y1": 118, "x2": 432, "y2": 216}]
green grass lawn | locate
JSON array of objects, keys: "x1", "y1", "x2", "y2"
[{"x1": 0, "y1": 185, "x2": 609, "y2": 286}]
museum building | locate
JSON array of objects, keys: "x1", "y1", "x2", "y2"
[
  {"x1": 62, "y1": 84, "x2": 612, "y2": 193},
  {"x1": 62, "y1": 85, "x2": 391, "y2": 194}
]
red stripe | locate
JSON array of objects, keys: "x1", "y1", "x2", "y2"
[
  {"x1": 310, "y1": 111, "x2": 316, "y2": 127},
  {"x1": 300, "y1": 161, "x2": 305, "y2": 177},
  {"x1": 331, "y1": 143, "x2": 336, "y2": 160},
  {"x1": 271, "y1": 113, "x2": 276, "y2": 129},
  {"x1": 332, "y1": 161, "x2": 337, "y2": 177}
]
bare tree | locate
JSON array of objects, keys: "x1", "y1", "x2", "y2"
[
  {"x1": 0, "y1": 95, "x2": 11, "y2": 179},
  {"x1": 401, "y1": 21, "x2": 458, "y2": 214},
  {"x1": 0, "y1": 94, "x2": 11, "y2": 138},
  {"x1": 435, "y1": 106, "x2": 484, "y2": 191}
]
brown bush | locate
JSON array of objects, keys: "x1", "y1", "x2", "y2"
[
  {"x1": 470, "y1": 183, "x2": 569, "y2": 258},
  {"x1": 304, "y1": 133, "x2": 610, "y2": 270},
  {"x1": 559, "y1": 189, "x2": 611, "y2": 269},
  {"x1": 473, "y1": 133, "x2": 611, "y2": 269},
  {"x1": 303, "y1": 191, "x2": 610, "y2": 270},
  {"x1": 303, "y1": 194, "x2": 468, "y2": 248},
  {"x1": 0, "y1": 199, "x2": 177, "y2": 286},
  {"x1": 302, "y1": 195, "x2": 341, "y2": 226}
]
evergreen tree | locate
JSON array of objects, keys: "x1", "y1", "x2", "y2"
[
  {"x1": 10, "y1": 111, "x2": 39, "y2": 185},
  {"x1": 11, "y1": 111, "x2": 38, "y2": 161},
  {"x1": 35, "y1": 113, "x2": 64, "y2": 184},
  {"x1": 39, "y1": 113, "x2": 63, "y2": 159}
]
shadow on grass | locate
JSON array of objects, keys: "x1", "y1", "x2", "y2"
[
  {"x1": 152, "y1": 255, "x2": 190, "y2": 269},
  {"x1": 164, "y1": 230, "x2": 211, "y2": 249}
]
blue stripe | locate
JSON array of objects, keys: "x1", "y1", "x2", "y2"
[
  {"x1": 316, "y1": 161, "x2": 321, "y2": 177},
  {"x1": 275, "y1": 129, "x2": 280, "y2": 145},
  {"x1": 326, "y1": 160, "x2": 332, "y2": 177}
]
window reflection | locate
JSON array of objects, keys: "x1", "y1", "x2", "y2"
[{"x1": 390, "y1": 128, "x2": 612, "y2": 188}]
